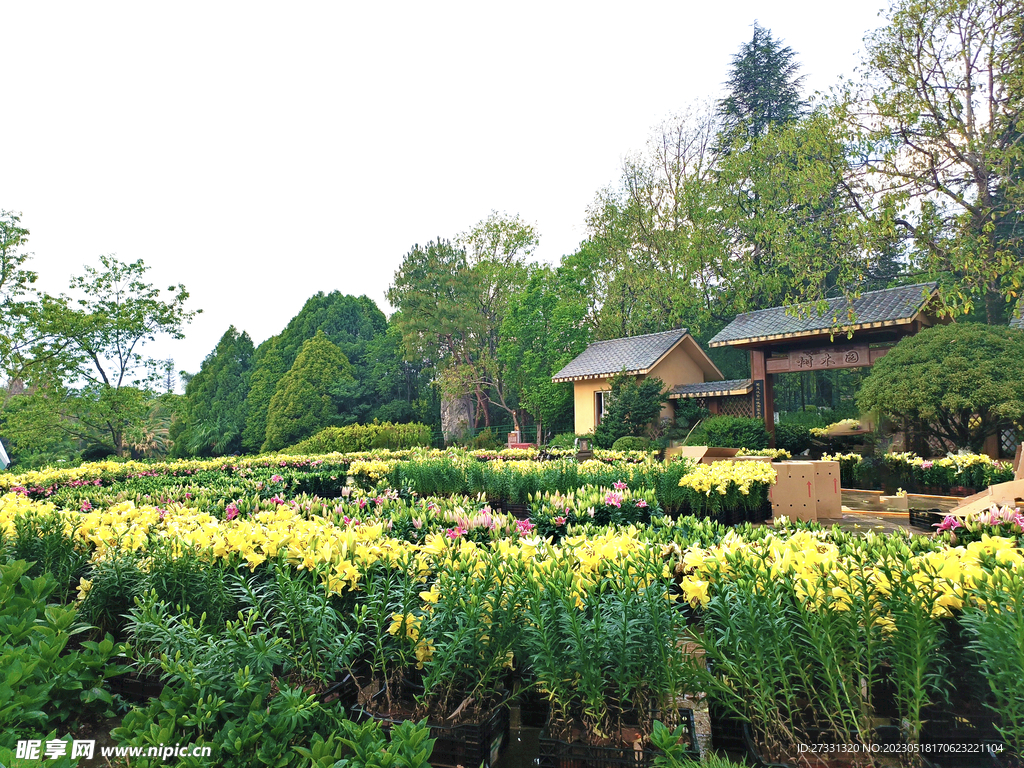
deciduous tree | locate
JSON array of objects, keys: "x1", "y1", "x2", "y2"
[{"x1": 851, "y1": 0, "x2": 1024, "y2": 322}]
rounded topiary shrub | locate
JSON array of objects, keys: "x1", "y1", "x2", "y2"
[
  {"x1": 686, "y1": 416, "x2": 769, "y2": 449},
  {"x1": 611, "y1": 436, "x2": 651, "y2": 451}
]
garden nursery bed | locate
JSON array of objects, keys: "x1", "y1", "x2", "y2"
[{"x1": 1, "y1": 448, "x2": 1022, "y2": 768}]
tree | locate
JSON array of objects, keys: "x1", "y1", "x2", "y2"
[
  {"x1": 171, "y1": 326, "x2": 255, "y2": 456},
  {"x1": 714, "y1": 109, "x2": 877, "y2": 312},
  {"x1": 718, "y1": 22, "x2": 807, "y2": 150},
  {"x1": 262, "y1": 331, "x2": 354, "y2": 452},
  {"x1": 593, "y1": 373, "x2": 668, "y2": 448},
  {"x1": 857, "y1": 322, "x2": 1024, "y2": 452},
  {"x1": 241, "y1": 335, "x2": 288, "y2": 453},
  {"x1": 851, "y1": 0, "x2": 1024, "y2": 322},
  {"x1": 24, "y1": 255, "x2": 199, "y2": 457},
  {"x1": 240, "y1": 293, "x2": 388, "y2": 451},
  {"x1": 0, "y1": 211, "x2": 38, "y2": 386},
  {"x1": 582, "y1": 105, "x2": 735, "y2": 340},
  {"x1": 387, "y1": 213, "x2": 536, "y2": 430},
  {"x1": 498, "y1": 265, "x2": 589, "y2": 440},
  {"x1": 368, "y1": 320, "x2": 439, "y2": 429}
]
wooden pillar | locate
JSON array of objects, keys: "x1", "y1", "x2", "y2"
[
  {"x1": 750, "y1": 349, "x2": 776, "y2": 447},
  {"x1": 982, "y1": 432, "x2": 1000, "y2": 461}
]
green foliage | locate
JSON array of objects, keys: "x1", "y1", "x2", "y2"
[
  {"x1": 685, "y1": 416, "x2": 769, "y2": 449},
  {"x1": 241, "y1": 335, "x2": 289, "y2": 453},
  {"x1": 0, "y1": 561, "x2": 125, "y2": 748},
  {"x1": 516, "y1": 553, "x2": 688, "y2": 743},
  {"x1": 114, "y1": 597, "x2": 354, "y2": 768},
  {"x1": 284, "y1": 421, "x2": 432, "y2": 454},
  {"x1": 9, "y1": 509, "x2": 89, "y2": 604},
  {"x1": 546, "y1": 432, "x2": 580, "y2": 449},
  {"x1": 960, "y1": 573, "x2": 1024, "y2": 754},
  {"x1": 717, "y1": 22, "x2": 806, "y2": 149},
  {"x1": 0, "y1": 210, "x2": 38, "y2": 378},
  {"x1": 498, "y1": 265, "x2": 589, "y2": 433},
  {"x1": 262, "y1": 331, "x2": 354, "y2": 452},
  {"x1": 368, "y1": 322, "x2": 439, "y2": 430},
  {"x1": 611, "y1": 436, "x2": 651, "y2": 451},
  {"x1": 672, "y1": 399, "x2": 709, "y2": 430},
  {"x1": 242, "y1": 293, "x2": 391, "y2": 452},
  {"x1": 388, "y1": 215, "x2": 536, "y2": 431},
  {"x1": 856, "y1": 0, "x2": 1024, "y2": 321},
  {"x1": 649, "y1": 719, "x2": 705, "y2": 768},
  {"x1": 857, "y1": 323, "x2": 1024, "y2": 451},
  {"x1": 774, "y1": 423, "x2": 812, "y2": 455},
  {"x1": 295, "y1": 719, "x2": 435, "y2": 768},
  {"x1": 27, "y1": 255, "x2": 199, "y2": 457},
  {"x1": 467, "y1": 427, "x2": 500, "y2": 450},
  {"x1": 593, "y1": 374, "x2": 667, "y2": 449},
  {"x1": 171, "y1": 326, "x2": 254, "y2": 457}
]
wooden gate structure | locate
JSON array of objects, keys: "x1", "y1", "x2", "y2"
[{"x1": 691, "y1": 283, "x2": 946, "y2": 446}]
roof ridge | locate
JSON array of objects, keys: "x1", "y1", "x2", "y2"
[
  {"x1": 732, "y1": 283, "x2": 938, "y2": 319},
  {"x1": 587, "y1": 328, "x2": 687, "y2": 346}
]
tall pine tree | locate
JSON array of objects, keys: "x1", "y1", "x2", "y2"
[
  {"x1": 170, "y1": 326, "x2": 255, "y2": 456},
  {"x1": 717, "y1": 23, "x2": 806, "y2": 151},
  {"x1": 262, "y1": 331, "x2": 354, "y2": 452}
]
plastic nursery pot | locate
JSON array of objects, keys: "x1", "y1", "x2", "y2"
[
  {"x1": 538, "y1": 709, "x2": 700, "y2": 768},
  {"x1": 108, "y1": 671, "x2": 165, "y2": 703},
  {"x1": 352, "y1": 687, "x2": 511, "y2": 768}
]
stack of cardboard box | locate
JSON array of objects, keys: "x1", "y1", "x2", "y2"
[{"x1": 770, "y1": 461, "x2": 843, "y2": 522}]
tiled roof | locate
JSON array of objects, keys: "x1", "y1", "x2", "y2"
[
  {"x1": 669, "y1": 379, "x2": 752, "y2": 398},
  {"x1": 552, "y1": 329, "x2": 688, "y2": 382},
  {"x1": 708, "y1": 283, "x2": 939, "y2": 347}
]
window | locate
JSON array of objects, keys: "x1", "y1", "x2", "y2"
[{"x1": 595, "y1": 391, "x2": 610, "y2": 425}]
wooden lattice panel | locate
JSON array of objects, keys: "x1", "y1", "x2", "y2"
[
  {"x1": 720, "y1": 395, "x2": 753, "y2": 418},
  {"x1": 1002, "y1": 428, "x2": 1020, "y2": 459}
]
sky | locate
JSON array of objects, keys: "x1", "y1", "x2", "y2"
[{"x1": 2, "y1": 1, "x2": 890, "y2": 385}]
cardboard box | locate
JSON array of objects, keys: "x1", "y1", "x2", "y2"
[
  {"x1": 771, "y1": 462, "x2": 817, "y2": 522},
  {"x1": 668, "y1": 446, "x2": 742, "y2": 464},
  {"x1": 1015, "y1": 444, "x2": 1023, "y2": 481},
  {"x1": 770, "y1": 460, "x2": 843, "y2": 521},
  {"x1": 812, "y1": 461, "x2": 843, "y2": 520}
]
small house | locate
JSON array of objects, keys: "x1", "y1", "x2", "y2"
[{"x1": 551, "y1": 328, "x2": 725, "y2": 436}]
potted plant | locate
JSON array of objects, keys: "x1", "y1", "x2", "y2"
[
  {"x1": 352, "y1": 549, "x2": 515, "y2": 768},
  {"x1": 517, "y1": 552, "x2": 699, "y2": 767}
]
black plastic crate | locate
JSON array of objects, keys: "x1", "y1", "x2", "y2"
[
  {"x1": 538, "y1": 709, "x2": 699, "y2": 768},
  {"x1": 354, "y1": 694, "x2": 509, "y2": 768},
  {"x1": 108, "y1": 671, "x2": 164, "y2": 703},
  {"x1": 909, "y1": 508, "x2": 946, "y2": 530}
]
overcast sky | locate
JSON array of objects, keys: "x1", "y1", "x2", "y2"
[{"x1": 3, "y1": 1, "x2": 888, "y2": 384}]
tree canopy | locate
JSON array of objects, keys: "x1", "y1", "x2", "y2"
[
  {"x1": 170, "y1": 326, "x2": 254, "y2": 456},
  {"x1": 593, "y1": 373, "x2": 668, "y2": 448},
  {"x1": 857, "y1": 322, "x2": 1024, "y2": 452},
  {"x1": 262, "y1": 331, "x2": 354, "y2": 452},
  {"x1": 718, "y1": 22, "x2": 807, "y2": 149}
]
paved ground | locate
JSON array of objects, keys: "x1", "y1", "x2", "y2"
[{"x1": 760, "y1": 489, "x2": 963, "y2": 535}]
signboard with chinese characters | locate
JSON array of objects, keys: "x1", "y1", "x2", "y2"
[
  {"x1": 765, "y1": 345, "x2": 877, "y2": 374},
  {"x1": 752, "y1": 380, "x2": 764, "y2": 419}
]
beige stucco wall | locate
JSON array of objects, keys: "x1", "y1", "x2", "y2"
[
  {"x1": 572, "y1": 378, "x2": 610, "y2": 435},
  {"x1": 569, "y1": 345, "x2": 711, "y2": 434},
  {"x1": 646, "y1": 345, "x2": 707, "y2": 422}
]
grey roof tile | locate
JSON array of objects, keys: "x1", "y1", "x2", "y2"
[
  {"x1": 708, "y1": 283, "x2": 939, "y2": 347},
  {"x1": 552, "y1": 328, "x2": 687, "y2": 381},
  {"x1": 669, "y1": 379, "x2": 752, "y2": 398}
]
